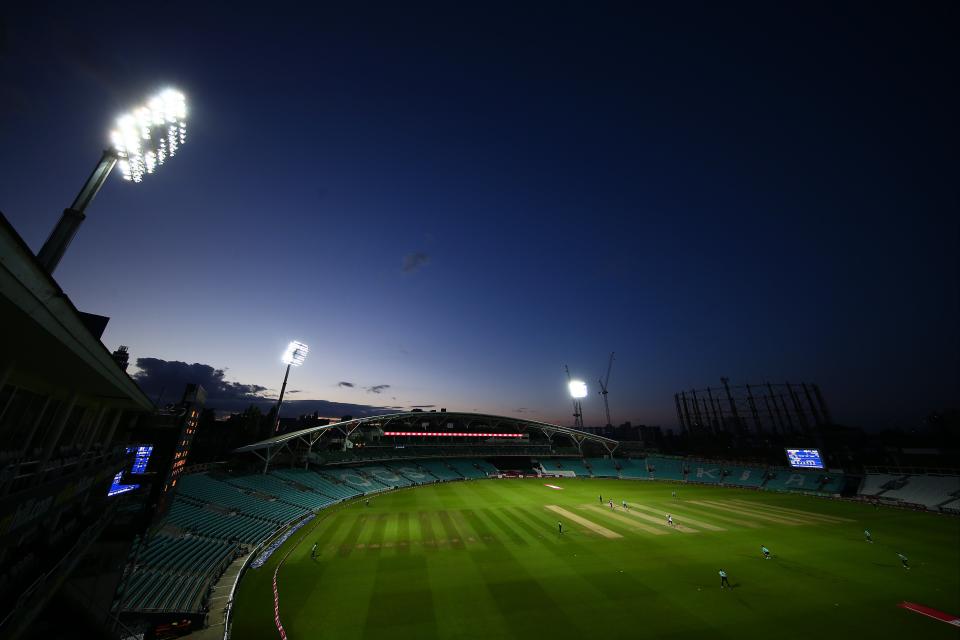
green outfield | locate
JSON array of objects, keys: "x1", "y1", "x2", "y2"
[{"x1": 230, "y1": 479, "x2": 960, "y2": 639}]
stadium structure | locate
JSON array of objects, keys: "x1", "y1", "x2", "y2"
[
  {"x1": 3, "y1": 211, "x2": 958, "y2": 640},
  {"x1": 102, "y1": 414, "x2": 958, "y2": 639},
  {"x1": 675, "y1": 378, "x2": 832, "y2": 436}
]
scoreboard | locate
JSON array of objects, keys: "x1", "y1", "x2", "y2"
[{"x1": 785, "y1": 448, "x2": 824, "y2": 469}]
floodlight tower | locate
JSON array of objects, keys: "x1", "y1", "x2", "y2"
[
  {"x1": 273, "y1": 341, "x2": 309, "y2": 433},
  {"x1": 598, "y1": 351, "x2": 615, "y2": 427},
  {"x1": 37, "y1": 88, "x2": 188, "y2": 274},
  {"x1": 565, "y1": 365, "x2": 587, "y2": 429}
]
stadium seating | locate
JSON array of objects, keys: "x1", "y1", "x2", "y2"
[
  {"x1": 940, "y1": 498, "x2": 960, "y2": 514},
  {"x1": 719, "y1": 464, "x2": 766, "y2": 487},
  {"x1": 617, "y1": 459, "x2": 649, "y2": 479},
  {"x1": 272, "y1": 468, "x2": 363, "y2": 500},
  {"x1": 176, "y1": 474, "x2": 307, "y2": 523},
  {"x1": 473, "y1": 459, "x2": 500, "y2": 475},
  {"x1": 355, "y1": 465, "x2": 415, "y2": 488},
  {"x1": 585, "y1": 458, "x2": 620, "y2": 478},
  {"x1": 447, "y1": 459, "x2": 490, "y2": 479},
  {"x1": 164, "y1": 499, "x2": 276, "y2": 544},
  {"x1": 384, "y1": 462, "x2": 437, "y2": 484},
  {"x1": 879, "y1": 475, "x2": 960, "y2": 509},
  {"x1": 645, "y1": 456, "x2": 685, "y2": 481},
  {"x1": 763, "y1": 468, "x2": 823, "y2": 492},
  {"x1": 223, "y1": 473, "x2": 337, "y2": 510},
  {"x1": 321, "y1": 467, "x2": 392, "y2": 493},
  {"x1": 118, "y1": 534, "x2": 238, "y2": 613},
  {"x1": 818, "y1": 474, "x2": 845, "y2": 494},
  {"x1": 858, "y1": 473, "x2": 903, "y2": 496},
  {"x1": 416, "y1": 460, "x2": 463, "y2": 481},
  {"x1": 538, "y1": 459, "x2": 586, "y2": 477},
  {"x1": 687, "y1": 460, "x2": 723, "y2": 484}
]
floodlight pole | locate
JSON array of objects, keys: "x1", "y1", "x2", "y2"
[
  {"x1": 273, "y1": 363, "x2": 292, "y2": 433},
  {"x1": 37, "y1": 149, "x2": 118, "y2": 275}
]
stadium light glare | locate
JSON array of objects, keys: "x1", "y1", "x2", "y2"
[
  {"x1": 282, "y1": 341, "x2": 309, "y2": 367},
  {"x1": 568, "y1": 380, "x2": 588, "y2": 399},
  {"x1": 110, "y1": 88, "x2": 188, "y2": 183},
  {"x1": 36, "y1": 86, "x2": 190, "y2": 275},
  {"x1": 273, "y1": 340, "x2": 309, "y2": 436}
]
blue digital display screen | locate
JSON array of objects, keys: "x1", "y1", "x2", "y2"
[
  {"x1": 785, "y1": 448, "x2": 824, "y2": 469},
  {"x1": 126, "y1": 445, "x2": 153, "y2": 474},
  {"x1": 107, "y1": 470, "x2": 139, "y2": 496}
]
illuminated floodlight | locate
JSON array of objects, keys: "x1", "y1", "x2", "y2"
[
  {"x1": 568, "y1": 380, "x2": 588, "y2": 398},
  {"x1": 110, "y1": 88, "x2": 188, "y2": 183},
  {"x1": 282, "y1": 341, "x2": 309, "y2": 367}
]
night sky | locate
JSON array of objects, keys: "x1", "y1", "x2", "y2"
[{"x1": 1, "y1": 3, "x2": 956, "y2": 428}]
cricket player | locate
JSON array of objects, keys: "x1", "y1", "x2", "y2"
[
  {"x1": 311, "y1": 542, "x2": 318, "y2": 558},
  {"x1": 864, "y1": 529, "x2": 872, "y2": 543},
  {"x1": 599, "y1": 494, "x2": 603, "y2": 503},
  {"x1": 609, "y1": 500, "x2": 614, "y2": 510},
  {"x1": 558, "y1": 521, "x2": 563, "y2": 535},
  {"x1": 672, "y1": 490, "x2": 677, "y2": 500},
  {"x1": 622, "y1": 500, "x2": 628, "y2": 510},
  {"x1": 365, "y1": 498, "x2": 370, "y2": 507},
  {"x1": 761, "y1": 545, "x2": 770, "y2": 560},
  {"x1": 719, "y1": 569, "x2": 730, "y2": 588},
  {"x1": 667, "y1": 514, "x2": 673, "y2": 527},
  {"x1": 897, "y1": 553, "x2": 910, "y2": 569}
]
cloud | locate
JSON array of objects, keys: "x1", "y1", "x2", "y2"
[
  {"x1": 409, "y1": 404, "x2": 436, "y2": 408},
  {"x1": 401, "y1": 252, "x2": 430, "y2": 273},
  {"x1": 515, "y1": 408, "x2": 528, "y2": 414},
  {"x1": 338, "y1": 381, "x2": 355, "y2": 388},
  {"x1": 367, "y1": 384, "x2": 391, "y2": 394},
  {"x1": 133, "y1": 358, "x2": 268, "y2": 404},
  {"x1": 131, "y1": 357, "x2": 394, "y2": 418}
]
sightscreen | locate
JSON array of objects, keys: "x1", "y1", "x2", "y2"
[{"x1": 785, "y1": 448, "x2": 824, "y2": 469}]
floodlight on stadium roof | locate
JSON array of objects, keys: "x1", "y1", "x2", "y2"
[
  {"x1": 109, "y1": 88, "x2": 187, "y2": 183},
  {"x1": 568, "y1": 380, "x2": 588, "y2": 398},
  {"x1": 282, "y1": 341, "x2": 309, "y2": 366}
]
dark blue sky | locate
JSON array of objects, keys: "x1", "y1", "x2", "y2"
[{"x1": 1, "y1": 2, "x2": 956, "y2": 428}]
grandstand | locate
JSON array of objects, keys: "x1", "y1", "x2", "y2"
[
  {"x1": 585, "y1": 457, "x2": 620, "y2": 478},
  {"x1": 617, "y1": 458, "x2": 648, "y2": 479},
  {"x1": 418, "y1": 459, "x2": 465, "y2": 481},
  {"x1": 646, "y1": 456, "x2": 686, "y2": 481},
  {"x1": 721, "y1": 463, "x2": 767, "y2": 488},
  {"x1": 537, "y1": 458, "x2": 591, "y2": 477},
  {"x1": 447, "y1": 459, "x2": 490, "y2": 479},
  {"x1": 113, "y1": 440, "x2": 953, "y2": 632},
  {"x1": 859, "y1": 472, "x2": 960, "y2": 510},
  {"x1": 164, "y1": 500, "x2": 275, "y2": 544},
  {"x1": 687, "y1": 460, "x2": 724, "y2": 484},
  {"x1": 116, "y1": 534, "x2": 239, "y2": 614}
]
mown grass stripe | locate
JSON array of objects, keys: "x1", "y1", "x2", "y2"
[
  {"x1": 545, "y1": 505, "x2": 622, "y2": 538},
  {"x1": 459, "y1": 509, "x2": 501, "y2": 546},
  {"x1": 726, "y1": 499, "x2": 853, "y2": 522},
  {"x1": 581, "y1": 505, "x2": 672, "y2": 535},
  {"x1": 500, "y1": 506, "x2": 559, "y2": 543},
  {"x1": 419, "y1": 511, "x2": 440, "y2": 551},
  {"x1": 397, "y1": 511, "x2": 411, "y2": 554},
  {"x1": 689, "y1": 500, "x2": 805, "y2": 525},
  {"x1": 436, "y1": 510, "x2": 466, "y2": 549},
  {"x1": 648, "y1": 502, "x2": 759, "y2": 529},
  {"x1": 629, "y1": 503, "x2": 727, "y2": 531},
  {"x1": 336, "y1": 513, "x2": 369, "y2": 556},
  {"x1": 366, "y1": 513, "x2": 389, "y2": 552},
  {"x1": 481, "y1": 508, "x2": 528, "y2": 546}
]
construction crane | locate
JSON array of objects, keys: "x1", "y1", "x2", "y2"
[{"x1": 598, "y1": 352, "x2": 615, "y2": 427}]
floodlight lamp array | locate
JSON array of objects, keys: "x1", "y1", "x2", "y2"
[
  {"x1": 282, "y1": 341, "x2": 309, "y2": 367},
  {"x1": 568, "y1": 380, "x2": 588, "y2": 399},
  {"x1": 110, "y1": 88, "x2": 187, "y2": 183}
]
